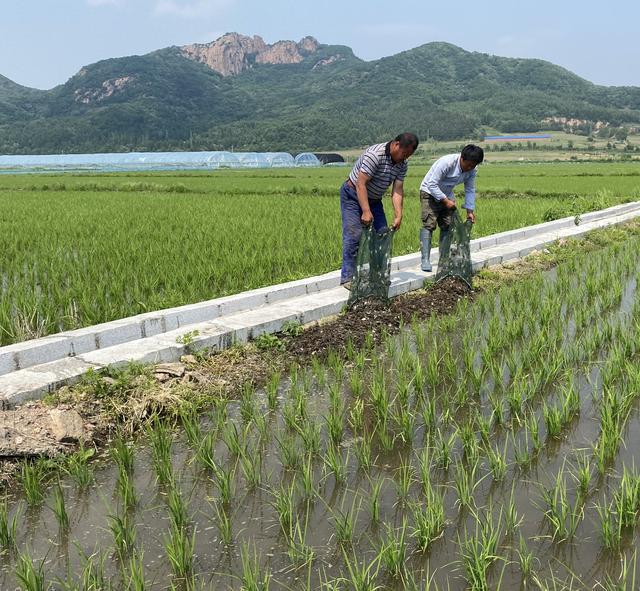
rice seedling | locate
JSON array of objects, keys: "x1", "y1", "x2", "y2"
[
  {"x1": 378, "y1": 519, "x2": 408, "y2": 579},
  {"x1": 212, "y1": 501, "x2": 233, "y2": 546},
  {"x1": 349, "y1": 398, "x2": 365, "y2": 434},
  {"x1": 74, "y1": 549, "x2": 112, "y2": 591},
  {"x1": 298, "y1": 454, "x2": 316, "y2": 500},
  {"x1": 503, "y1": 484, "x2": 523, "y2": 535},
  {"x1": 571, "y1": 452, "x2": 592, "y2": 501},
  {"x1": 324, "y1": 443, "x2": 347, "y2": 486},
  {"x1": 525, "y1": 411, "x2": 541, "y2": 453},
  {"x1": 111, "y1": 435, "x2": 134, "y2": 474},
  {"x1": 354, "y1": 432, "x2": 374, "y2": 473},
  {"x1": 179, "y1": 407, "x2": 202, "y2": 450},
  {"x1": 349, "y1": 368, "x2": 364, "y2": 398},
  {"x1": 516, "y1": 535, "x2": 535, "y2": 580},
  {"x1": 370, "y1": 369, "x2": 391, "y2": 425},
  {"x1": 375, "y1": 419, "x2": 394, "y2": 453},
  {"x1": 394, "y1": 459, "x2": 414, "y2": 504},
  {"x1": 240, "y1": 381, "x2": 258, "y2": 423},
  {"x1": 164, "y1": 521, "x2": 196, "y2": 581},
  {"x1": 413, "y1": 357, "x2": 425, "y2": 396},
  {"x1": 252, "y1": 411, "x2": 269, "y2": 445},
  {"x1": 21, "y1": 460, "x2": 46, "y2": 506},
  {"x1": 194, "y1": 430, "x2": 218, "y2": 473},
  {"x1": 266, "y1": 369, "x2": 281, "y2": 410},
  {"x1": 484, "y1": 439, "x2": 508, "y2": 483},
  {"x1": 613, "y1": 467, "x2": 640, "y2": 529},
  {"x1": 426, "y1": 347, "x2": 441, "y2": 391},
  {"x1": 596, "y1": 498, "x2": 623, "y2": 551},
  {"x1": 124, "y1": 551, "x2": 147, "y2": 591},
  {"x1": 108, "y1": 511, "x2": 137, "y2": 561},
  {"x1": 51, "y1": 482, "x2": 69, "y2": 530},
  {"x1": 271, "y1": 482, "x2": 295, "y2": 534},
  {"x1": 328, "y1": 350, "x2": 345, "y2": 384},
  {"x1": 434, "y1": 428, "x2": 457, "y2": 471},
  {"x1": 222, "y1": 421, "x2": 246, "y2": 458},
  {"x1": 488, "y1": 392, "x2": 506, "y2": 428},
  {"x1": 459, "y1": 421, "x2": 480, "y2": 463},
  {"x1": 147, "y1": 419, "x2": 174, "y2": 486},
  {"x1": 543, "y1": 402, "x2": 564, "y2": 440},
  {"x1": 331, "y1": 493, "x2": 362, "y2": 546},
  {"x1": 421, "y1": 396, "x2": 437, "y2": 435},
  {"x1": 512, "y1": 432, "x2": 532, "y2": 469},
  {"x1": 166, "y1": 486, "x2": 190, "y2": 530},
  {"x1": 277, "y1": 432, "x2": 302, "y2": 472},
  {"x1": 394, "y1": 406, "x2": 416, "y2": 445},
  {"x1": 454, "y1": 458, "x2": 480, "y2": 511},
  {"x1": 239, "y1": 447, "x2": 262, "y2": 489},
  {"x1": 286, "y1": 515, "x2": 315, "y2": 568},
  {"x1": 417, "y1": 446, "x2": 433, "y2": 496},
  {"x1": 599, "y1": 549, "x2": 637, "y2": 591},
  {"x1": 369, "y1": 477, "x2": 384, "y2": 524},
  {"x1": 116, "y1": 462, "x2": 138, "y2": 509},
  {"x1": 540, "y1": 470, "x2": 581, "y2": 541},
  {"x1": 210, "y1": 460, "x2": 236, "y2": 506},
  {"x1": 240, "y1": 541, "x2": 272, "y2": 591},
  {"x1": 296, "y1": 419, "x2": 322, "y2": 457},
  {"x1": 325, "y1": 403, "x2": 345, "y2": 446},
  {"x1": 410, "y1": 489, "x2": 445, "y2": 551},
  {"x1": 0, "y1": 498, "x2": 18, "y2": 555},
  {"x1": 15, "y1": 551, "x2": 47, "y2": 591},
  {"x1": 341, "y1": 548, "x2": 382, "y2": 591},
  {"x1": 63, "y1": 443, "x2": 95, "y2": 488},
  {"x1": 458, "y1": 507, "x2": 503, "y2": 591}
]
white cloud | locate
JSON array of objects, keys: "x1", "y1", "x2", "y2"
[{"x1": 154, "y1": 0, "x2": 233, "y2": 18}]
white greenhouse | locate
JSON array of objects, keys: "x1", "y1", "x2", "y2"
[{"x1": 0, "y1": 150, "x2": 324, "y2": 173}]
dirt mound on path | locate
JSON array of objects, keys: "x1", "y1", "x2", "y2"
[{"x1": 285, "y1": 277, "x2": 471, "y2": 360}]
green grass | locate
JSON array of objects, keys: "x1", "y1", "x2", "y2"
[{"x1": 1, "y1": 162, "x2": 638, "y2": 344}]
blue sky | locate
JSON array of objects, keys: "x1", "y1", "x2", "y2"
[{"x1": 2, "y1": 0, "x2": 638, "y2": 90}]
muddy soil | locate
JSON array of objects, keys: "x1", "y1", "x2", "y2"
[{"x1": 285, "y1": 277, "x2": 471, "y2": 360}]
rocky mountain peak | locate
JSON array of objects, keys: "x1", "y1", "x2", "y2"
[{"x1": 181, "y1": 32, "x2": 320, "y2": 76}]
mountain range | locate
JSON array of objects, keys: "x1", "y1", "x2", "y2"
[{"x1": 1, "y1": 33, "x2": 639, "y2": 154}]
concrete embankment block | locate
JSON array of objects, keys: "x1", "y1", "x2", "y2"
[
  {"x1": 0, "y1": 357, "x2": 100, "y2": 408},
  {"x1": 0, "y1": 336, "x2": 72, "y2": 376}
]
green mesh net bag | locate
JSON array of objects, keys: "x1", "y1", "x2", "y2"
[
  {"x1": 435, "y1": 211, "x2": 474, "y2": 288},
  {"x1": 347, "y1": 225, "x2": 395, "y2": 307}
]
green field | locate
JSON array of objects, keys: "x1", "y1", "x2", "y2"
[{"x1": 1, "y1": 161, "x2": 639, "y2": 345}]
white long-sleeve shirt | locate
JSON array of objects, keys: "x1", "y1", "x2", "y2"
[{"x1": 419, "y1": 153, "x2": 477, "y2": 211}]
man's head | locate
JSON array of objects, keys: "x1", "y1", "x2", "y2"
[
  {"x1": 460, "y1": 144, "x2": 484, "y2": 172},
  {"x1": 389, "y1": 132, "x2": 419, "y2": 163}
]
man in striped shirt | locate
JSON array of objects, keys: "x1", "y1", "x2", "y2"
[
  {"x1": 340, "y1": 132, "x2": 419, "y2": 287},
  {"x1": 419, "y1": 144, "x2": 484, "y2": 272}
]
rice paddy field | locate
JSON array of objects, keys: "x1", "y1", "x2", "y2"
[
  {"x1": 1, "y1": 161, "x2": 640, "y2": 345},
  {"x1": 2, "y1": 227, "x2": 640, "y2": 590}
]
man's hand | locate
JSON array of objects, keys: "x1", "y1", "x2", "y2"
[
  {"x1": 466, "y1": 210, "x2": 476, "y2": 224},
  {"x1": 442, "y1": 197, "x2": 457, "y2": 210},
  {"x1": 391, "y1": 216, "x2": 402, "y2": 231},
  {"x1": 361, "y1": 209, "x2": 373, "y2": 225}
]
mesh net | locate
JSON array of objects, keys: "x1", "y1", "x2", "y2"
[
  {"x1": 435, "y1": 211, "x2": 474, "y2": 287},
  {"x1": 347, "y1": 225, "x2": 395, "y2": 307}
]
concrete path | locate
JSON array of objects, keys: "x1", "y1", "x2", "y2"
[{"x1": 1, "y1": 201, "x2": 639, "y2": 407}]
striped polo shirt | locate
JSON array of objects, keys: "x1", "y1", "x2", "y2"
[{"x1": 348, "y1": 142, "x2": 408, "y2": 201}]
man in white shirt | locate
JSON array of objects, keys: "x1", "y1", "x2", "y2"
[{"x1": 418, "y1": 144, "x2": 484, "y2": 272}]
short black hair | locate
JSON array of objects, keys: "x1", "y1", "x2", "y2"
[
  {"x1": 461, "y1": 144, "x2": 484, "y2": 164},
  {"x1": 394, "y1": 132, "x2": 419, "y2": 150}
]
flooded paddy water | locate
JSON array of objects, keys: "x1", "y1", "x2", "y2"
[{"x1": 2, "y1": 236, "x2": 640, "y2": 590}]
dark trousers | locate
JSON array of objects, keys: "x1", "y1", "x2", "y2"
[{"x1": 340, "y1": 181, "x2": 387, "y2": 284}]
